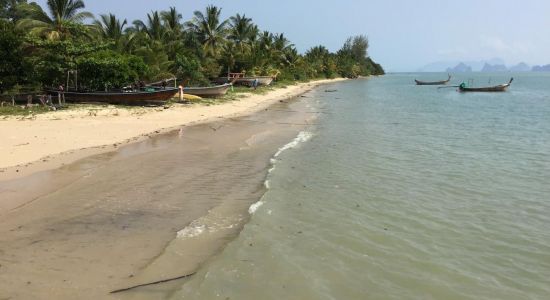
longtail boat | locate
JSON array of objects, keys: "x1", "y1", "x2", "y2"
[
  {"x1": 236, "y1": 76, "x2": 274, "y2": 86},
  {"x1": 183, "y1": 83, "x2": 232, "y2": 97},
  {"x1": 415, "y1": 74, "x2": 451, "y2": 85},
  {"x1": 47, "y1": 88, "x2": 178, "y2": 105},
  {"x1": 214, "y1": 75, "x2": 274, "y2": 86},
  {"x1": 459, "y1": 78, "x2": 513, "y2": 92}
]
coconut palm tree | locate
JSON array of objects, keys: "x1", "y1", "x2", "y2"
[
  {"x1": 93, "y1": 13, "x2": 133, "y2": 52},
  {"x1": 160, "y1": 7, "x2": 184, "y2": 57},
  {"x1": 186, "y1": 5, "x2": 228, "y2": 57},
  {"x1": 16, "y1": 0, "x2": 92, "y2": 40},
  {"x1": 161, "y1": 7, "x2": 182, "y2": 35},
  {"x1": 93, "y1": 13, "x2": 127, "y2": 41},
  {"x1": 228, "y1": 13, "x2": 253, "y2": 53},
  {"x1": 133, "y1": 11, "x2": 165, "y2": 42}
]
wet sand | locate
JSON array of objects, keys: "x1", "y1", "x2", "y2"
[{"x1": 0, "y1": 93, "x2": 322, "y2": 299}]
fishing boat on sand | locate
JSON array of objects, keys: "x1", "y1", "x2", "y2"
[
  {"x1": 236, "y1": 76, "x2": 274, "y2": 86},
  {"x1": 183, "y1": 83, "x2": 232, "y2": 97},
  {"x1": 214, "y1": 73, "x2": 275, "y2": 86},
  {"x1": 415, "y1": 74, "x2": 451, "y2": 85},
  {"x1": 47, "y1": 88, "x2": 178, "y2": 105},
  {"x1": 459, "y1": 78, "x2": 513, "y2": 92}
]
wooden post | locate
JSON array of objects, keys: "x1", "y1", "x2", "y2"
[{"x1": 179, "y1": 85, "x2": 183, "y2": 101}]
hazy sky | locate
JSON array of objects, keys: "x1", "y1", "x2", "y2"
[{"x1": 33, "y1": 0, "x2": 550, "y2": 71}]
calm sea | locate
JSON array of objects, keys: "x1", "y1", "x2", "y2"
[{"x1": 172, "y1": 73, "x2": 550, "y2": 299}]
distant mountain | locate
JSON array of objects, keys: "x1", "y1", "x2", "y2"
[
  {"x1": 532, "y1": 64, "x2": 550, "y2": 72},
  {"x1": 481, "y1": 63, "x2": 508, "y2": 72},
  {"x1": 419, "y1": 58, "x2": 505, "y2": 72},
  {"x1": 509, "y1": 62, "x2": 530, "y2": 72},
  {"x1": 446, "y1": 62, "x2": 472, "y2": 73}
]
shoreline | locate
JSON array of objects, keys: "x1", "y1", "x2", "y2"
[
  {"x1": 0, "y1": 78, "x2": 347, "y2": 299},
  {"x1": 0, "y1": 78, "x2": 346, "y2": 181}
]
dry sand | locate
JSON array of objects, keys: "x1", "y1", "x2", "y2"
[{"x1": 0, "y1": 78, "x2": 345, "y2": 180}]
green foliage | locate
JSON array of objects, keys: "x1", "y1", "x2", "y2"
[
  {"x1": 0, "y1": 20, "x2": 29, "y2": 93},
  {"x1": 76, "y1": 50, "x2": 148, "y2": 90},
  {"x1": 336, "y1": 35, "x2": 384, "y2": 78},
  {"x1": 1, "y1": 0, "x2": 28, "y2": 21},
  {"x1": 16, "y1": 0, "x2": 92, "y2": 40},
  {"x1": 186, "y1": 5, "x2": 228, "y2": 58},
  {"x1": 23, "y1": 37, "x2": 110, "y2": 86},
  {"x1": 2, "y1": 1, "x2": 385, "y2": 98},
  {"x1": 175, "y1": 54, "x2": 206, "y2": 85}
]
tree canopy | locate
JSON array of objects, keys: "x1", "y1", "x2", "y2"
[{"x1": 1, "y1": 0, "x2": 384, "y2": 94}]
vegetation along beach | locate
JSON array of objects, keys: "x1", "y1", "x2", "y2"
[{"x1": 2, "y1": 0, "x2": 550, "y2": 300}]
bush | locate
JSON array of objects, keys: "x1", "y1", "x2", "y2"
[{"x1": 76, "y1": 50, "x2": 148, "y2": 90}]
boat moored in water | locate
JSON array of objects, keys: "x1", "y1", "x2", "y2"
[
  {"x1": 459, "y1": 78, "x2": 513, "y2": 92},
  {"x1": 415, "y1": 74, "x2": 451, "y2": 85}
]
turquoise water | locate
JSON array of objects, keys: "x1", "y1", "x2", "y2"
[{"x1": 173, "y1": 73, "x2": 550, "y2": 299}]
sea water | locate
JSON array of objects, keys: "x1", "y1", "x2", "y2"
[{"x1": 172, "y1": 73, "x2": 550, "y2": 299}]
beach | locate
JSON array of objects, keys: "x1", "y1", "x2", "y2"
[
  {"x1": 0, "y1": 78, "x2": 343, "y2": 299},
  {"x1": 0, "y1": 79, "x2": 344, "y2": 180}
]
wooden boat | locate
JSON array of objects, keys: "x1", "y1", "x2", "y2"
[
  {"x1": 47, "y1": 88, "x2": 178, "y2": 105},
  {"x1": 215, "y1": 75, "x2": 274, "y2": 86},
  {"x1": 237, "y1": 76, "x2": 274, "y2": 86},
  {"x1": 459, "y1": 78, "x2": 513, "y2": 92},
  {"x1": 415, "y1": 74, "x2": 451, "y2": 85},
  {"x1": 183, "y1": 83, "x2": 232, "y2": 97}
]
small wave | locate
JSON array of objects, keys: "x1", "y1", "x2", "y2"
[
  {"x1": 249, "y1": 201, "x2": 264, "y2": 214},
  {"x1": 177, "y1": 221, "x2": 206, "y2": 238},
  {"x1": 274, "y1": 131, "x2": 313, "y2": 158},
  {"x1": 251, "y1": 131, "x2": 314, "y2": 215}
]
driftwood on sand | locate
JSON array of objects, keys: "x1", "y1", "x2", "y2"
[{"x1": 110, "y1": 272, "x2": 196, "y2": 294}]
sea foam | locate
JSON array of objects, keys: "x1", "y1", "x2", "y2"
[{"x1": 249, "y1": 131, "x2": 314, "y2": 215}]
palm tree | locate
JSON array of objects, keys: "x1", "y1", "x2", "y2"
[
  {"x1": 93, "y1": 13, "x2": 127, "y2": 41},
  {"x1": 160, "y1": 7, "x2": 184, "y2": 58},
  {"x1": 273, "y1": 33, "x2": 293, "y2": 53},
  {"x1": 161, "y1": 7, "x2": 182, "y2": 35},
  {"x1": 16, "y1": 0, "x2": 93, "y2": 40},
  {"x1": 186, "y1": 5, "x2": 228, "y2": 57},
  {"x1": 228, "y1": 13, "x2": 253, "y2": 53},
  {"x1": 133, "y1": 11, "x2": 165, "y2": 42}
]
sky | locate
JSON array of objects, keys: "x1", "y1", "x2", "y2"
[{"x1": 33, "y1": 0, "x2": 550, "y2": 71}]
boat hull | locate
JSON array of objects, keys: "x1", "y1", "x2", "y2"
[
  {"x1": 215, "y1": 76, "x2": 274, "y2": 86},
  {"x1": 415, "y1": 75, "x2": 451, "y2": 85},
  {"x1": 183, "y1": 84, "x2": 232, "y2": 98},
  {"x1": 459, "y1": 85, "x2": 510, "y2": 92},
  {"x1": 48, "y1": 88, "x2": 178, "y2": 105},
  {"x1": 415, "y1": 79, "x2": 450, "y2": 85},
  {"x1": 458, "y1": 78, "x2": 513, "y2": 93}
]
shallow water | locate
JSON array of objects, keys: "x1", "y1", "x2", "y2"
[
  {"x1": 173, "y1": 74, "x2": 550, "y2": 299},
  {"x1": 0, "y1": 99, "x2": 315, "y2": 300}
]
